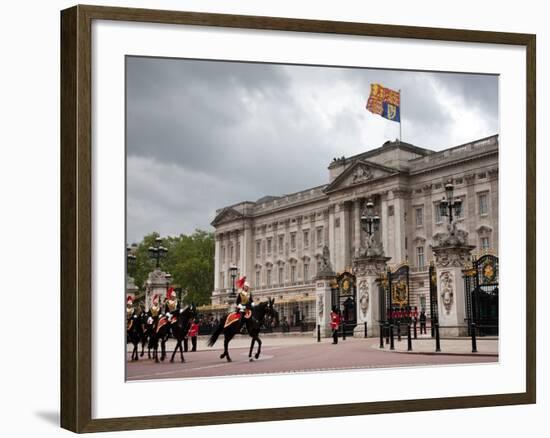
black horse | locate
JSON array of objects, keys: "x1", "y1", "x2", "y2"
[
  {"x1": 208, "y1": 298, "x2": 275, "y2": 362},
  {"x1": 149, "y1": 314, "x2": 171, "y2": 363},
  {"x1": 169, "y1": 304, "x2": 196, "y2": 363},
  {"x1": 127, "y1": 311, "x2": 144, "y2": 361},
  {"x1": 139, "y1": 310, "x2": 153, "y2": 359}
]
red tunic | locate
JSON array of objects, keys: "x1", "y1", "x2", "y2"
[
  {"x1": 330, "y1": 312, "x2": 341, "y2": 329},
  {"x1": 187, "y1": 322, "x2": 199, "y2": 338}
]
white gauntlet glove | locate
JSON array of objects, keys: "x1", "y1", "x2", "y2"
[{"x1": 238, "y1": 304, "x2": 245, "y2": 312}]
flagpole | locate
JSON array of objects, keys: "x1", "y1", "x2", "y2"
[{"x1": 399, "y1": 89, "x2": 402, "y2": 142}]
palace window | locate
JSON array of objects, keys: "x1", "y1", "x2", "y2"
[
  {"x1": 278, "y1": 235, "x2": 284, "y2": 254},
  {"x1": 317, "y1": 261, "x2": 322, "y2": 273},
  {"x1": 291, "y1": 265, "x2": 296, "y2": 283},
  {"x1": 303, "y1": 230, "x2": 309, "y2": 248},
  {"x1": 434, "y1": 202, "x2": 442, "y2": 223},
  {"x1": 316, "y1": 227, "x2": 323, "y2": 246},
  {"x1": 255, "y1": 270, "x2": 261, "y2": 287},
  {"x1": 229, "y1": 245, "x2": 233, "y2": 262},
  {"x1": 267, "y1": 269, "x2": 272, "y2": 287},
  {"x1": 415, "y1": 207, "x2": 423, "y2": 227},
  {"x1": 221, "y1": 246, "x2": 226, "y2": 264},
  {"x1": 478, "y1": 193, "x2": 489, "y2": 216},
  {"x1": 304, "y1": 263, "x2": 309, "y2": 281},
  {"x1": 256, "y1": 240, "x2": 261, "y2": 258},
  {"x1": 220, "y1": 272, "x2": 225, "y2": 289},
  {"x1": 267, "y1": 238, "x2": 272, "y2": 255},
  {"x1": 290, "y1": 232, "x2": 296, "y2": 250},
  {"x1": 420, "y1": 295, "x2": 427, "y2": 312},
  {"x1": 416, "y1": 246, "x2": 425, "y2": 269},
  {"x1": 278, "y1": 266, "x2": 284, "y2": 285},
  {"x1": 481, "y1": 237, "x2": 490, "y2": 251}
]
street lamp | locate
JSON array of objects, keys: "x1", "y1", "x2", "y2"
[
  {"x1": 126, "y1": 246, "x2": 136, "y2": 274},
  {"x1": 148, "y1": 236, "x2": 167, "y2": 268},
  {"x1": 360, "y1": 199, "x2": 380, "y2": 237},
  {"x1": 439, "y1": 183, "x2": 463, "y2": 224},
  {"x1": 229, "y1": 263, "x2": 238, "y2": 298}
]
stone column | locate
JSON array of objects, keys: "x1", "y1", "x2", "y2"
[
  {"x1": 380, "y1": 192, "x2": 389, "y2": 261},
  {"x1": 352, "y1": 255, "x2": 391, "y2": 337},
  {"x1": 432, "y1": 244, "x2": 475, "y2": 336},
  {"x1": 314, "y1": 273, "x2": 336, "y2": 338},
  {"x1": 353, "y1": 198, "x2": 362, "y2": 257},
  {"x1": 214, "y1": 234, "x2": 221, "y2": 290},
  {"x1": 145, "y1": 268, "x2": 170, "y2": 311}
]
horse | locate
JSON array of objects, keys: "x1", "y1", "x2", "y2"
[
  {"x1": 139, "y1": 310, "x2": 152, "y2": 358},
  {"x1": 207, "y1": 298, "x2": 275, "y2": 362},
  {"x1": 169, "y1": 304, "x2": 197, "y2": 363},
  {"x1": 127, "y1": 311, "x2": 144, "y2": 361},
  {"x1": 149, "y1": 314, "x2": 171, "y2": 363}
]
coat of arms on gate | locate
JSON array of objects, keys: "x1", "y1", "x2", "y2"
[{"x1": 392, "y1": 280, "x2": 408, "y2": 305}]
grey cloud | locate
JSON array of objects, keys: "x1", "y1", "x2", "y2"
[{"x1": 126, "y1": 57, "x2": 498, "y2": 242}]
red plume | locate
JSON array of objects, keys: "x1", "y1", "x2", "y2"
[
  {"x1": 236, "y1": 276, "x2": 246, "y2": 289},
  {"x1": 127, "y1": 295, "x2": 133, "y2": 303},
  {"x1": 166, "y1": 287, "x2": 174, "y2": 299}
]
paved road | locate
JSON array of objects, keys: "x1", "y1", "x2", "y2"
[{"x1": 126, "y1": 335, "x2": 498, "y2": 381}]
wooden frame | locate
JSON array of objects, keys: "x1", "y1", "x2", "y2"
[{"x1": 60, "y1": 4, "x2": 536, "y2": 433}]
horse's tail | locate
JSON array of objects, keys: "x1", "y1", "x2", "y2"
[{"x1": 207, "y1": 319, "x2": 224, "y2": 347}]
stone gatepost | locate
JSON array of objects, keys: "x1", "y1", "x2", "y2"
[
  {"x1": 314, "y1": 273, "x2": 337, "y2": 338},
  {"x1": 431, "y1": 244, "x2": 475, "y2": 337},
  {"x1": 352, "y1": 256, "x2": 391, "y2": 337},
  {"x1": 314, "y1": 245, "x2": 337, "y2": 338},
  {"x1": 144, "y1": 268, "x2": 170, "y2": 311},
  {"x1": 126, "y1": 274, "x2": 138, "y2": 300}
]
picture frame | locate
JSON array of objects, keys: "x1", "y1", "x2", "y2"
[{"x1": 60, "y1": 4, "x2": 536, "y2": 433}]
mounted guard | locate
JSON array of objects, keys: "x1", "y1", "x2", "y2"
[{"x1": 164, "y1": 287, "x2": 179, "y2": 323}]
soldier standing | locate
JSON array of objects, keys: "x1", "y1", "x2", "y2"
[
  {"x1": 419, "y1": 309, "x2": 427, "y2": 334},
  {"x1": 330, "y1": 306, "x2": 341, "y2": 344}
]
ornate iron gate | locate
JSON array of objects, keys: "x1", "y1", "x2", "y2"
[
  {"x1": 429, "y1": 262, "x2": 438, "y2": 337},
  {"x1": 464, "y1": 254, "x2": 499, "y2": 336},
  {"x1": 332, "y1": 272, "x2": 357, "y2": 336}
]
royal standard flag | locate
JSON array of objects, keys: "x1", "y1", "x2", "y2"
[{"x1": 366, "y1": 83, "x2": 401, "y2": 122}]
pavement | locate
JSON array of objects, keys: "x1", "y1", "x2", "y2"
[{"x1": 126, "y1": 332, "x2": 498, "y2": 381}]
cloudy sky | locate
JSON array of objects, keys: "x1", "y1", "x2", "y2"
[{"x1": 126, "y1": 56, "x2": 498, "y2": 244}]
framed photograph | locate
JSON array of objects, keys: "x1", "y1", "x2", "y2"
[{"x1": 60, "y1": 4, "x2": 536, "y2": 433}]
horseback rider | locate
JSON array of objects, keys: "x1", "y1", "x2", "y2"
[
  {"x1": 148, "y1": 294, "x2": 161, "y2": 325},
  {"x1": 126, "y1": 295, "x2": 135, "y2": 319},
  {"x1": 235, "y1": 276, "x2": 254, "y2": 331},
  {"x1": 164, "y1": 287, "x2": 179, "y2": 321}
]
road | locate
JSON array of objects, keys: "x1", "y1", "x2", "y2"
[{"x1": 126, "y1": 334, "x2": 498, "y2": 381}]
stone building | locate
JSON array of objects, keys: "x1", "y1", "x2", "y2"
[{"x1": 209, "y1": 135, "x2": 498, "y2": 328}]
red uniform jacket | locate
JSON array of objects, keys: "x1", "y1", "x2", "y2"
[
  {"x1": 330, "y1": 312, "x2": 341, "y2": 329},
  {"x1": 187, "y1": 322, "x2": 199, "y2": 338}
]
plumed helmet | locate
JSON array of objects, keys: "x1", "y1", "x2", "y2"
[
  {"x1": 236, "y1": 276, "x2": 246, "y2": 289},
  {"x1": 166, "y1": 287, "x2": 175, "y2": 299},
  {"x1": 127, "y1": 295, "x2": 134, "y2": 304},
  {"x1": 244, "y1": 281, "x2": 250, "y2": 289}
]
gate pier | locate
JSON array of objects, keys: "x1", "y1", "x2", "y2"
[
  {"x1": 431, "y1": 244, "x2": 475, "y2": 337},
  {"x1": 352, "y1": 255, "x2": 391, "y2": 337}
]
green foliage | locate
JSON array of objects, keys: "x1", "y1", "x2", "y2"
[{"x1": 129, "y1": 230, "x2": 215, "y2": 306}]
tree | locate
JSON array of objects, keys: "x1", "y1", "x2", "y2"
[{"x1": 130, "y1": 230, "x2": 215, "y2": 306}]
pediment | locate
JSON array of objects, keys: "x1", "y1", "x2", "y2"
[
  {"x1": 324, "y1": 160, "x2": 399, "y2": 193},
  {"x1": 211, "y1": 207, "x2": 244, "y2": 227}
]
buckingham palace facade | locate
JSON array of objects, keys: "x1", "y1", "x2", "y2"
[{"x1": 209, "y1": 135, "x2": 498, "y2": 326}]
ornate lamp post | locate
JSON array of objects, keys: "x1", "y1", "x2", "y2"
[
  {"x1": 229, "y1": 263, "x2": 238, "y2": 298},
  {"x1": 359, "y1": 199, "x2": 382, "y2": 257},
  {"x1": 126, "y1": 246, "x2": 136, "y2": 274},
  {"x1": 439, "y1": 183, "x2": 463, "y2": 224},
  {"x1": 361, "y1": 199, "x2": 380, "y2": 237},
  {"x1": 148, "y1": 236, "x2": 167, "y2": 268}
]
